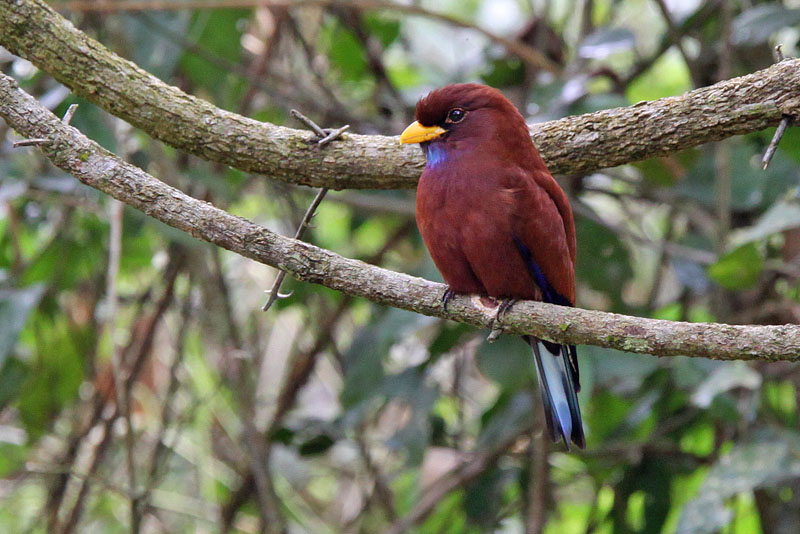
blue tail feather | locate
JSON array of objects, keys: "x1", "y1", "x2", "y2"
[{"x1": 527, "y1": 336, "x2": 585, "y2": 449}]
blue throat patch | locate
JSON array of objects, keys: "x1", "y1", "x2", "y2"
[{"x1": 424, "y1": 143, "x2": 447, "y2": 169}]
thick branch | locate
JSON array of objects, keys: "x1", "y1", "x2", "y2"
[
  {"x1": 1, "y1": 72, "x2": 798, "y2": 361},
  {"x1": 2, "y1": 0, "x2": 799, "y2": 190}
]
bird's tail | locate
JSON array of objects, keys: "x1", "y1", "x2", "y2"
[{"x1": 525, "y1": 336, "x2": 585, "y2": 449}]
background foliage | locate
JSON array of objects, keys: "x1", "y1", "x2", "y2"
[{"x1": 1, "y1": 0, "x2": 800, "y2": 533}]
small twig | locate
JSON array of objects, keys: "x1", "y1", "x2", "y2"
[
  {"x1": 62, "y1": 103, "x2": 79, "y2": 124},
  {"x1": 761, "y1": 47, "x2": 791, "y2": 171},
  {"x1": 12, "y1": 137, "x2": 48, "y2": 147},
  {"x1": 289, "y1": 109, "x2": 327, "y2": 138},
  {"x1": 762, "y1": 115, "x2": 792, "y2": 170},
  {"x1": 262, "y1": 110, "x2": 347, "y2": 311},
  {"x1": 261, "y1": 187, "x2": 328, "y2": 310},
  {"x1": 761, "y1": 115, "x2": 792, "y2": 170},
  {"x1": 13, "y1": 103, "x2": 78, "y2": 147},
  {"x1": 316, "y1": 124, "x2": 350, "y2": 148}
]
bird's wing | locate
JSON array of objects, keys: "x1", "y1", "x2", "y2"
[{"x1": 507, "y1": 167, "x2": 576, "y2": 306}]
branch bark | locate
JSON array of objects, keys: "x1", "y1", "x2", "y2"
[
  {"x1": 1, "y1": 0, "x2": 799, "y2": 189},
  {"x1": 1, "y1": 72, "x2": 798, "y2": 361}
]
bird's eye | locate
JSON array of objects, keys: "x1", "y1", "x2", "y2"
[{"x1": 446, "y1": 108, "x2": 466, "y2": 123}]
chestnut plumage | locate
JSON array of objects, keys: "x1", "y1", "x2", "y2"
[{"x1": 401, "y1": 83, "x2": 585, "y2": 449}]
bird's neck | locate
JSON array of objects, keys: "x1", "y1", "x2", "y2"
[{"x1": 423, "y1": 142, "x2": 448, "y2": 169}]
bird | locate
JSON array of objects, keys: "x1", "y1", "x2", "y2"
[{"x1": 400, "y1": 83, "x2": 585, "y2": 449}]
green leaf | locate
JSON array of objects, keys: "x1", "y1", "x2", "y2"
[
  {"x1": 428, "y1": 322, "x2": 471, "y2": 358},
  {"x1": 707, "y1": 244, "x2": 763, "y2": 290},
  {"x1": 475, "y1": 390, "x2": 534, "y2": 451},
  {"x1": 17, "y1": 317, "x2": 86, "y2": 439},
  {"x1": 0, "y1": 357, "x2": 30, "y2": 410},
  {"x1": 0, "y1": 442, "x2": 28, "y2": 478},
  {"x1": 363, "y1": 14, "x2": 401, "y2": 47},
  {"x1": 180, "y1": 9, "x2": 248, "y2": 90},
  {"x1": 576, "y1": 216, "x2": 633, "y2": 309},
  {"x1": 322, "y1": 21, "x2": 367, "y2": 81},
  {"x1": 626, "y1": 49, "x2": 690, "y2": 102},
  {"x1": 0, "y1": 285, "x2": 45, "y2": 369},
  {"x1": 298, "y1": 434, "x2": 335, "y2": 456},
  {"x1": 475, "y1": 335, "x2": 535, "y2": 391},
  {"x1": 481, "y1": 58, "x2": 524, "y2": 88}
]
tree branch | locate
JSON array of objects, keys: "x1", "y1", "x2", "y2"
[
  {"x1": 1, "y1": 0, "x2": 799, "y2": 189},
  {"x1": 1, "y1": 72, "x2": 798, "y2": 361}
]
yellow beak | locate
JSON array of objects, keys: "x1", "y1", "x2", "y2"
[{"x1": 399, "y1": 121, "x2": 446, "y2": 144}]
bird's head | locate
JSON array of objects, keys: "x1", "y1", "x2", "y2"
[{"x1": 399, "y1": 83, "x2": 531, "y2": 166}]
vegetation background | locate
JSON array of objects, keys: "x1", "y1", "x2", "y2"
[{"x1": 2, "y1": 0, "x2": 800, "y2": 533}]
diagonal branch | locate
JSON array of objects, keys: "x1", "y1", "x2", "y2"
[
  {"x1": 1, "y1": 71, "x2": 798, "y2": 361},
  {"x1": 1, "y1": 0, "x2": 799, "y2": 190}
]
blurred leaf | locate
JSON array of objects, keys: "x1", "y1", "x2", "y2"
[
  {"x1": 340, "y1": 307, "x2": 418, "y2": 408},
  {"x1": 635, "y1": 150, "x2": 700, "y2": 187},
  {"x1": 731, "y1": 200, "x2": 800, "y2": 247},
  {"x1": 0, "y1": 357, "x2": 30, "y2": 410},
  {"x1": 481, "y1": 57, "x2": 524, "y2": 88},
  {"x1": 567, "y1": 92, "x2": 629, "y2": 115},
  {"x1": 626, "y1": 49, "x2": 690, "y2": 102},
  {"x1": 476, "y1": 390, "x2": 534, "y2": 451},
  {"x1": 17, "y1": 317, "x2": 85, "y2": 439},
  {"x1": 670, "y1": 256, "x2": 712, "y2": 294},
  {"x1": 0, "y1": 443, "x2": 27, "y2": 478},
  {"x1": 764, "y1": 380, "x2": 798, "y2": 423},
  {"x1": 678, "y1": 429, "x2": 800, "y2": 534},
  {"x1": 464, "y1": 467, "x2": 513, "y2": 528},
  {"x1": 0, "y1": 285, "x2": 45, "y2": 369},
  {"x1": 180, "y1": 9, "x2": 247, "y2": 89},
  {"x1": 578, "y1": 27, "x2": 636, "y2": 59},
  {"x1": 475, "y1": 334, "x2": 535, "y2": 391},
  {"x1": 322, "y1": 21, "x2": 368, "y2": 81},
  {"x1": 582, "y1": 345, "x2": 659, "y2": 393},
  {"x1": 298, "y1": 434, "x2": 335, "y2": 456},
  {"x1": 363, "y1": 14, "x2": 401, "y2": 47},
  {"x1": 707, "y1": 243, "x2": 763, "y2": 290},
  {"x1": 680, "y1": 423, "x2": 715, "y2": 457},
  {"x1": 732, "y1": 5, "x2": 800, "y2": 46},
  {"x1": 676, "y1": 140, "x2": 798, "y2": 212},
  {"x1": 615, "y1": 458, "x2": 673, "y2": 534},
  {"x1": 124, "y1": 13, "x2": 190, "y2": 80},
  {"x1": 691, "y1": 361, "x2": 761, "y2": 408},
  {"x1": 383, "y1": 367, "x2": 438, "y2": 464},
  {"x1": 586, "y1": 389, "x2": 632, "y2": 443},
  {"x1": 576, "y1": 216, "x2": 633, "y2": 309},
  {"x1": 0, "y1": 181, "x2": 27, "y2": 203},
  {"x1": 428, "y1": 322, "x2": 471, "y2": 358}
]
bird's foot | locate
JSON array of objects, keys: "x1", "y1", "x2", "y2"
[
  {"x1": 486, "y1": 298, "x2": 517, "y2": 343},
  {"x1": 442, "y1": 286, "x2": 456, "y2": 312},
  {"x1": 497, "y1": 298, "x2": 517, "y2": 321}
]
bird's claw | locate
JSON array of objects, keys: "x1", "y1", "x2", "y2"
[
  {"x1": 442, "y1": 287, "x2": 456, "y2": 312},
  {"x1": 486, "y1": 298, "x2": 516, "y2": 343},
  {"x1": 486, "y1": 327, "x2": 502, "y2": 343},
  {"x1": 497, "y1": 298, "x2": 517, "y2": 321}
]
